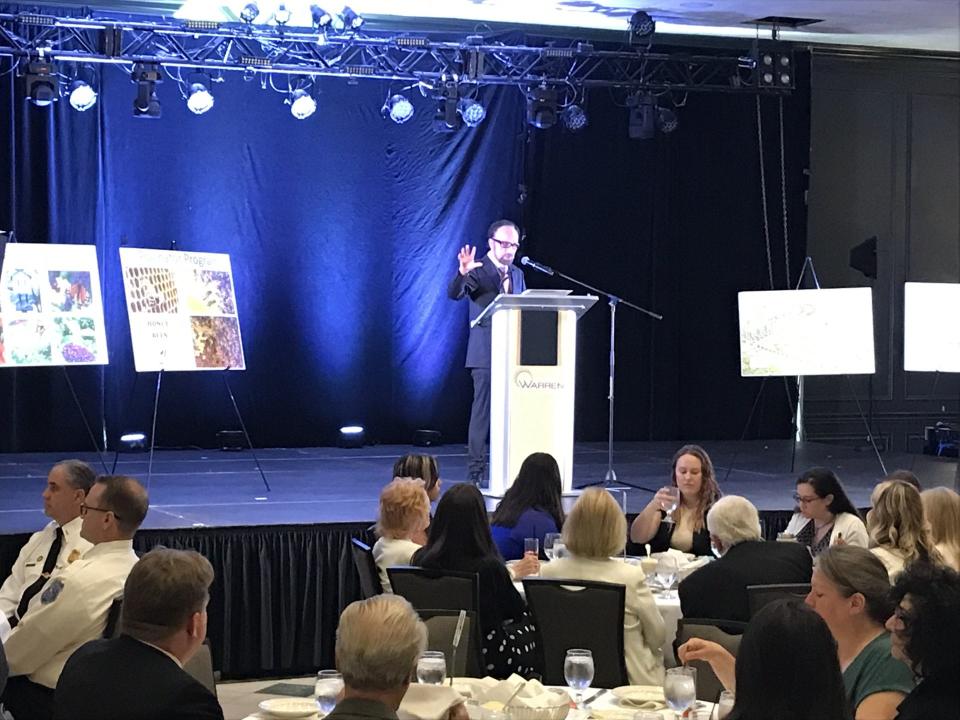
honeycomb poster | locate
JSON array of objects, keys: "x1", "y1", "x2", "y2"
[
  {"x1": 0, "y1": 243, "x2": 109, "y2": 367},
  {"x1": 119, "y1": 248, "x2": 246, "y2": 372}
]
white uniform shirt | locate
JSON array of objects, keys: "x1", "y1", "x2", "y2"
[
  {"x1": 4, "y1": 539, "x2": 139, "y2": 688},
  {"x1": 372, "y1": 536, "x2": 421, "y2": 593},
  {"x1": 0, "y1": 516, "x2": 92, "y2": 619}
]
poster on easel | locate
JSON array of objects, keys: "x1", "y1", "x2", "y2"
[
  {"x1": 119, "y1": 247, "x2": 245, "y2": 372},
  {"x1": 904, "y1": 282, "x2": 960, "y2": 372},
  {"x1": 738, "y1": 287, "x2": 876, "y2": 377},
  {"x1": 0, "y1": 243, "x2": 108, "y2": 367}
]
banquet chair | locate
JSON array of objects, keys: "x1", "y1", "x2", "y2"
[
  {"x1": 673, "y1": 618, "x2": 747, "y2": 701},
  {"x1": 746, "y1": 583, "x2": 811, "y2": 618},
  {"x1": 350, "y1": 538, "x2": 382, "y2": 599},
  {"x1": 418, "y1": 609, "x2": 482, "y2": 677},
  {"x1": 523, "y1": 577, "x2": 627, "y2": 688},
  {"x1": 103, "y1": 597, "x2": 123, "y2": 638},
  {"x1": 184, "y1": 639, "x2": 217, "y2": 697}
]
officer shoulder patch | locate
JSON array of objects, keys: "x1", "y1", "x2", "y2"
[
  {"x1": 41, "y1": 578, "x2": 65, "y2": 604},
  {"x1": 67, "y1": 548, "x2": 82, "y2": 563}
]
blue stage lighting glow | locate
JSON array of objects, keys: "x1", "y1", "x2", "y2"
[
  {"x1": 120, "y1": 432, "x2": 146, "y2": 442},
  {"x1": 290, "y1": 89, "x2": 317, "y2": 119},
  {"x1": 340, "y1": 425, "x2": 364, "y2": 434},
  {"x1": 383, "y1": 94, "x2": 414, "y2": 124},
  {"x1": 68, "y1": 80, "x2": 97, "y2": 111},
  {"x1": 561, "y1": 104, "x2": 588, "y2": 131},
  {"x1": 187, "y1": 83, "x2": 215, "y2": 115},
  {"x1": 457, "y1": 97, "x2": 485, "y2": 127}
]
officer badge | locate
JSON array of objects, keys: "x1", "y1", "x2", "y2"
[
  {"x1": 68, "y1": 549, "x2": 82, "y2": 563},
  {"x1": 41, "y1": 578, "x2": 65, "y2": 604}
]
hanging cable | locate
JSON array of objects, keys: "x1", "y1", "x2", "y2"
[
  {"x1": 778, "y1": 95, "x2": 790, "y2": 288},
  {"x1": 756, "y1": 95, "x2": 774, "y2": 290}
]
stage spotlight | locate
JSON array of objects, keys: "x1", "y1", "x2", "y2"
[
  {"x1": 68, "y1": 79, "x2": 97, "y2": 111},
  {"x1": 119, "y1": 431, "x2": 147, "y2": 451},
  {"x1": 186, "y1": 76, "x2": 215, "y2": 115},
  {"x1": 311, "y1": 4, "x2": 332, "y2": 27},
  {"x1": 289, "y1": 88, "x2": 317, "y2": 119},
  {"x1": 629, "y1": 10, "x2": 656, "y2": 42},
  {"x1": 338, "y1": 424, "x2": 365, "y2": 448},
  {"x1": 656, "y1": 106, "x2": 678, "y2": 133},
  {"x1": 627, "y1": 92, "x2": 655, "y2": 140},
  {"x1": 433, "y1": 81, "x2": 460, "y2": 132},
  {"x1": 756, "y1": 52, "x2": 796, "y2": 88},
  {"x1": 457, "y1": 97, "x2": 486, "y2": 127},
  {"x1": 274, "y1": 3, "x2": 291, "y2": 25},
  {"x1": 131, "y1": 62, "x2": 162, "y2": 119},
  {"x1": 560, "y1": 104, "x2": 588, "y2": 131},
  {"x1": 341, "y1": 6, "x2": 364, "y2": 29},
  {"x1": 526, "y1": 86, "x2": 558, "y2": 129},
  {"x1": 413, "y1": 429, "x2": 442, "y2": 447},
  {"x1": 776, "y1": 53, "x2": 793, "y2": 87},
  {"x1": 240, "y1": 2, "x2": 259, "y2": 23},
  {"x1": 383, "y1": 93, "x2": 414, "y2": 124},
  {"x1": 24, "y1": 61, "x2": 58, "y2": 107}
]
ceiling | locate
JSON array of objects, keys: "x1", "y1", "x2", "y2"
[{"x1": 31, "y1": 0, "x2": 960, "y2": 53}]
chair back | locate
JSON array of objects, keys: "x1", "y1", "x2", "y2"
[
  {"x1": 103, "y1": 597, "x2": 123, "y2": 638},
  {"x1": 523, "y1": 577, "x2": 627, "y2": 688},
  {"x1": 184, "y1": 639, "x2": 217, "y2": 696},
  {"x1": 746, "y1": 583, "x2": 812, "y2": 618},
  {"x1": 673, "y1": 618, "x2": 747, "y2": 701},
  {"x1": 387, "y1": 567, "x2": 480, "y2": 612},
  {"x1": 418, "y1": 609, "x2": 481, "y2": 677},
  {"x1": 350, "y1": 538, "x2": 382, "y2": 599}
]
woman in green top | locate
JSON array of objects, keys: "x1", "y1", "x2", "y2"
[{"x1": 805, "y1": 546, "x2": 915, "y2": 720}]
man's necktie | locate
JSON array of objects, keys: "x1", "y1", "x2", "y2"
[
  {"x1": 500, "y1": 267, "x2": 511, "y2": 294},
  {"x1": 12, "y1": 526, "x2": 64, "y2": 626}
]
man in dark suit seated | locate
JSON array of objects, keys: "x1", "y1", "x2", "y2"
[
  {"x1": 52, "y1": 547, "x2": 222, "y2": 720},
  {"x1": 678, "y1": 495, "x2": 813, "y2": 623}
]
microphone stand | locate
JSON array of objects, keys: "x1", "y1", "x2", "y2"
[{"x1": 523, "y1": 259, "x2": 662, "y2": 491}]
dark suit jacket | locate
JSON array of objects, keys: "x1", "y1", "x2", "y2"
[
  {"x1": 53, "y1": 634, "x2": 223, "y2": 720},
  {"x1": 678, "y1": 540, "x2": 813, "y2": 623},
  {"x1": 327, "y1": 696, "x2": 399, "y2": 720},
  {"x1": 448, "y1": 255, "x2": 526, "y2": 368}
]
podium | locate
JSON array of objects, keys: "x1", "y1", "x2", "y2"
[{"x1": 472, "y1": 290, "x2": 597, "y2": 496}]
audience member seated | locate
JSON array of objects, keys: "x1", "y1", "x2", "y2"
[
  {"x1": 393, "y1": 454, "x2": 442, "y2": 503},
  {"x1": 0, "y1": 460, "x2": 96, "y2": 632},
  {"x1": 52, "y1": 548, "x2": 223, "y2": 720},
  {"x1": 490, "y1": 453, "x2": 565, "y2": 561},
  {"x1": 783, "y1": 468, "x2": 868, "y2": 556},
  {"x1": 630, "y1": 444, "x2": 721, "y2": 556},
  {"x1": 883, "y1": 469, "x2": 921, "y2": 492},
  {"x1": 678, "y1": 495, "x2": 812, "y2": 623},
  {"x1": 541, "y1": 488, "x2": 664, "y2": 685},
  {"x1": 919, "y1": 487, "x2": 960, "y2": 572},
  {"x1": 411, "y1": 484, "x2": 539, "y2": 678},
  {"x1": 806, "y1": 546, "x2": 914, "y2": 720},
  {"x1": 1, "y1": 475, "x2": 147, "y2": 720},
  {"x1": 0, "y1": 640, "x2": 6, "y2": 698},
  {"x1": 867, "y1": 481, "x2": 940, "y2": 580},
  {"x1": 373, "y1": 479, "x2": 431, "y2": 593},
  {"x1": 331, "y1": 594, "x2": 464, "y2": 720},
  {"x1": 885, "y1": 561, "x2": 960, "y2": 720},
  {"x1": 720, "y1": 599, "x2": 852, "y2": 720}
]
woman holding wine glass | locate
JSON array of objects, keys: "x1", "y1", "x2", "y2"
[{"x1": 630, "y1": 445, "x2": 721, "y2": 556}]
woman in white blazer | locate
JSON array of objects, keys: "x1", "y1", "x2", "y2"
[
  {"x1": 541, "y1": 488, "x2": 665, "y2": 686},
  {"x1": 783, "y1": 468, "x2": 868, "y2": 557}
]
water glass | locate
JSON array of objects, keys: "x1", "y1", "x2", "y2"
[
  {"x1": 416, "y1": 650, "x2": 447, "y2": 685},
  {"x1": 660, "y1": 486, "x2": 680, "y2": 522},
  {"x1": 553, "y1": 541, "x2": 567, "y2": 559},
  {"x1": 563, "y1": 648, "x2": 594, "y2": 708},
  {"x1": 544, "y1": 533, "x2": 562, "y2": 560},
  {"x1": 315, "y1": 669, "x2": 343, "y2": 715},
  {"x1": 524, "y1": 538, "x2": 540, "y2": 576},
  {"x1": 655, "y1": 555, "x2": 679, "y2": 596},
  {"x1": 717, "y1": 690, "x2": 735, "y2": 719},
  {"x1": 663, "y1": 666, "x2": 696, "y2": 719}
]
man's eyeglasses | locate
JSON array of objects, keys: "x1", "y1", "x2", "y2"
[
  {"x1": 793, "y1": 494, "x2": 821, "y2": 505},
  {"x1": 80, "y1": 503, "x2": 122, "y2": 521},
  {"x1": 490, "y1": 238, "x2": 519, "y2": 249}
]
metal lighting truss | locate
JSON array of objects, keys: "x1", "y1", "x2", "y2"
[{"x1": 0, "y1": 9, "x2": 793, "y2": 94}]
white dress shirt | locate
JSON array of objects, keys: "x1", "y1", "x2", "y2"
[{"x1": 372, "y1": 537, "x2": 421, "y2": 593}]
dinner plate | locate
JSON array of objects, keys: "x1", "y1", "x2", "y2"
[
  {"x1": 610, "y1": 686, "x2": 665, "y2": 704},
  {"x1": 257, "y1": 697, "x2": 319, "y2": 718}
]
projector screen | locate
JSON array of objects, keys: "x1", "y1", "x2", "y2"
[
  {"x1": 904, "y1": 282, "x2": 960, "y2": 372},
  {"x1": 738, "y1": 288, "x2": 876, "y2": 377},
  {"x1": 0, "y1": 243, "x2": 108, "y2": 367},
  {"x1": 119, "y1": 248, "x2": 245, "y2": 372}
]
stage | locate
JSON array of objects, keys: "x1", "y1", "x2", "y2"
[{"x1": 1, "y1": 440, "x2": 955, "y2": 680}]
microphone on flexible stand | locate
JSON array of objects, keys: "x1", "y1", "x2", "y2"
[{"x1": 520, "y1": 256, "x2": 555, "y2": 276}]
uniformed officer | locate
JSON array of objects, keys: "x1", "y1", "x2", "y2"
[
  {"x1": 1, "y1": 475, "x2": 148, "y2": 720},
  {"x1": 0, "y1": 460, "x2": 96, "y2": 634}
]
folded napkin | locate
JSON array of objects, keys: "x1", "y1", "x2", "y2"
[
  {"x1": 451, "y1": 676, "x2": 569, "y2": 711},
  {"x1": 399, "y1": 684, "x2": 467, "y2": 720}
]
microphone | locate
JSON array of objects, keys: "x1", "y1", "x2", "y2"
[{"x1": 520, "y1": 256, "x2": 555, "y2": 276}]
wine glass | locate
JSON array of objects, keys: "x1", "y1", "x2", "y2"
[
  {"x1": 655, "y1": 555, "x2": 679, "y2": 597},
  {"x1": 315, "y1": 669, "x2": 343, "y2": 715},
  {"x1": 663, "y1": 666, "x2": 697, "y2": 719},
  {"x1": 524, "y1": 538, "x2": 540, "y2": 576},
  {"x1": 416, "y1": 650, "x2": 447, "y2": 685},
  {"x1": 717, "y1": 690, "x2": 735, "y2": 719},
  {"x1": 660, "y1": 486, "x2": 680, "y2": 524},
  {"x1": 544, "y1": 533, "x2": 562, "y2": 561},
  {"x1": 553, "y1": 541, "x2": 567, "y2": 559},
  {"x1": 563, "y1": 649, "x2": 594, "y2": 709}
]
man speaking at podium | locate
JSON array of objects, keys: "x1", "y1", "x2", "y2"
[{"x1": 448, "y1": 220, "x2": 526, "y2": 487}]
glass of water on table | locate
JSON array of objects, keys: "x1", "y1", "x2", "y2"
[
  {"x1": 315, "y1": 669, "x2": 343, "y2": 715},
  {"x1": 417, "y1": 650, "x2": 447, "y2": 685},
  {"x1": 543, "y1": 533, "x2": 562, "y2": 561},
  {"x1": 664, "y1": 666, "x2": 697, "y2": 719},
  {"x1": 563, "y1": 648, "x2": 594, "y2": 709}
]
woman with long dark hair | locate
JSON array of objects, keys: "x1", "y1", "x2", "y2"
[
  {"x1": 490, "y1": 452, "x2": 564, "y2": 560},
  {"x1": 784, "y1": 467, "x2": 868, "y2": 556},
  {"x1": 411, "y1": 484, "x2": 540, "y2": 678}
]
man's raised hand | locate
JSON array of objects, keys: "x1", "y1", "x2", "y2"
[{"x1": 458, "y1": 245, "x2": 483, "y2": 275}]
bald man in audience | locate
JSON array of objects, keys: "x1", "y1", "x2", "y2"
[
  {"x1": 0, "y1": 460, "x2": 95, "y2": 634},
  {"x1": 678, "y1": 495, "x2": 813, "y2": 623},
  {"x1": 53, "y1": 547, "x2": 223, "y2": 720},
  {"x1": 1, "y1": 475, "x2": 147, "y2": 720}
]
